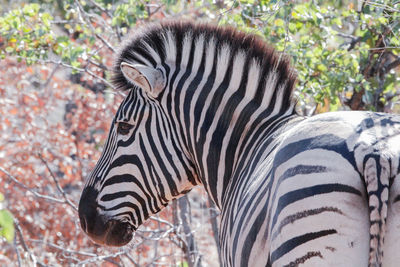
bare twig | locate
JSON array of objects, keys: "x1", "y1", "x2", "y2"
[
  {"x1": 364, "y1": 1, "x2": 400, "y2": 13},
  {"x1": 386, "y1": 56, "x2": 400, "y2": 71},
  {"x1": 75, "y1": 249, "x2": 128, "y2": 266},
  {"x1": 13, "y1": 234, "x2": 22, "y2": 267},
  {"x1": 217, "y1": 0, "x2": 237, "y2": 22},
  {"x1": 152, "y1": 214, "x2": 160, "y2": 265},
  {"x1": 176, "y1": 196, "x2": 202, "y2": 267},
  {"x1": 0, "y1": 166, "x2": 69, "y2": 205},
  {"x1": 337, "y1": 32, "x2": 362, "y2": 51},
  {"x1": 38, "y1": 153, "x2": 78, "y2": 211},
  {"x1": 144, "y1": 253, "x2": 181, "y2": 267},
  {"x1": 51, "y1": 19, "x2": 77, "y2": 24},
  {"x1": 259, "y1": 0, "x2": 288, "y2": 22},
  {"x1": 87, "y1": 58, "x2": 109, "y2": 71},
  {"x1": 146, "y1": 3, "x2": 164, "y2": 20},
  {"x1": 86, "y1": 0, "x2": 113, "y2": 18},
  {"x1": 368, "y1": 46, "x2": 400, "y2": 51},
  {"x1": 74, "y1": 0, "x2": 116, "y2": 53},
  {"x1": 208, "y1": 196, "x2": 222, "y2": 267},
  {"x1": 149, "y1": 216, "x2": 175, "y2": 227},
  {"x1": 124, "y1": 253, "x2": 140, "y2": 267},
  {"x1": 14, "y1": 219, "x2": 46, "y2": 266},
  {"x1": 36, "y1": 58, "x2": 116, "y2": 90},
  {"x1": 41, "y1": 62, "x2": 61, "y2": 89},
  {"x1": 29, "y1": 239, "x2": 97, "y2": 257}
]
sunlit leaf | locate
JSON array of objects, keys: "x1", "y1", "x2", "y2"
[{"x1": 0, "y1": 209, "x2": 14, "y2": 243}]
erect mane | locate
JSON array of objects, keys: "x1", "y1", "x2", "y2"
[{"x1": 112, "y1": 20, "x2": 297, "y2": 109}]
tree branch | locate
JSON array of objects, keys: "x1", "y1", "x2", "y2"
[
  {"x1": 37, "y1": 58, "x2": 116, "y2": 90},
  {"x1": 37, "y1": 153, "x2": 78, "y2": 211},
  {"x1": 0, "y1": 166, "x2": 70, "y2": 205},
  {"x1": 208, "y1": 196, "x2": 222, "y2": 267},
  {"x1": 13, "y1": 234, "x2": 22, "y2": 267},
  {"x1": 387, "y1": 56, "x2": 400, "y2": 71},
  {"x1": 13, "y1": 219, "x2": 47, "y2": 267},
  {"x1": 74, "y1": 0, "x2": 116, "y2": 53},
  {"x1": 337, "y1": 32, "x2": 362, "y2": 51},
  {"x1": 75, "y1": 250, "x2": 127, "y2": 266}
]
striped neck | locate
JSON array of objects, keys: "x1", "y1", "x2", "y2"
[
  {"x1": 113, "y1": 21, "x2": 297, "y2": 208},
  {"x1": 173, "y1": 63, "x2": 297, "y2": 208}
]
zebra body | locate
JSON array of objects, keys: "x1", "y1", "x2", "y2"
[
  {"x1": 78, "y1": 21, "x2": 400, "y2": 266},
  {"x1": 223, "y1": 111, "x2": 400, "y2": 266}
]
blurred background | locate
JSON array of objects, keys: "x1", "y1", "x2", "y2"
[{"x1": 0, "y1": 0, "x2": 399, "y2": 266}]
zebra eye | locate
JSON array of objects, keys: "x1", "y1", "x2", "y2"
[{"x1": 117, "y1": 122, "x2": 134, "y2": 135}]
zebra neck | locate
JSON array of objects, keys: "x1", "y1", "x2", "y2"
[
  {"x1": 153, "y1": 29, "x2": 297, "y2": 208},
  {"x1": 221, "y1": 115, "x2": 303, "y2": 210},
  {"x1": 174, "y1": 69, "x2": 298, "y2": 208}
]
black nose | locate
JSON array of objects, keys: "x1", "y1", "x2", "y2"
[
  {"x1": 78, "y1": 187, "x2": 133, "y2": 246},
  {"x1": 78, "y1": 187, "x2": 98, "y2": 234}
]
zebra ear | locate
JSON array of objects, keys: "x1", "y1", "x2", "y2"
[{"x1": 120, "y1": 62, "x2": 165, "y2": 97}]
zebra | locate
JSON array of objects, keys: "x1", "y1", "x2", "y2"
[{"x1": 78, "y1": 21, "x2": 400, "y2": 266}]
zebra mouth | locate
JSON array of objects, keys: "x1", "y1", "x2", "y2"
[
  {"x1": 82, "y1": 215, "x2": 134, "y2": 247},
  {"x1": 103, "y1": 219, "x2": 134, "y2": 246},
  {"x1": 78, "y1": 187, "x2": 134, "y2": 247}
]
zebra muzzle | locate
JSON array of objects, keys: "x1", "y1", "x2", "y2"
[
  {"x1": 79, "y1": 211, "x2": 133, "y2": 247},
  {"x1": 78, "y1": 188, "x2": 133, "y2": 246}
]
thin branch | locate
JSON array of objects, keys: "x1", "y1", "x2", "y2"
[
  {"x1": 13, "y1": 234, "x2": 22, "y2": 267},
  {"x1": 51, "y1": 19, "x2": 77, "y2": 24},
  {"x1": 177, "y1": 196, "x2": 201, "y2": 267},
  {"x1": 124, "y1": 253, "x2": 140, "y2": 267},
  {"x1": 74, "y1": 0, "x2": 116, "y2": 53},
  {"x1": 38, "y1": 58, "x2": 115, "y2": 90},
  {"x1": 37, "y1": 153, "x2": 78, "y2": 211},
  {"x1": 387, "y1": 56, "x2": 400, "y2": 71},
  {"x1": 217, "y1": 0, "x2": 237, "y2": 22},
  {"x1": 86, "y1": 0, "x2": 113, "y2": 18},
  {"x1": 41, "y1": 62, "x2": 61, "y2": 89},
  {"x1": 146, "y1": 3, "x2": 164, "y2": 20},
  {"x1": 0, "y1": 166, "x2": 68, "y2": 205},
  {"x1": 259, "y1": 0, "x2": 287, "y2": 22},
  {"x1": 13, "y1": 219, "x2": 47, "y2": 267},
  {"x1": 364, "y1": 1, "x2": 400, "y2": 13},
  {"x1": 368, "y1": 46, "x2": 400, "y2": 51},
  {"x1": 87, "y1": 58, "x2": 109, "y2": 71},
  {"x1": 149, "y1": 216, "x2": 174, "y2": 228},
  {"x1": 337, "y1": 32, "x2": 362, "y2": 51},
  {"x1": 208, "y1": 196, "x2": 222, "y2": 267},
  {"x1": 144, "y1": 253, "x2": 181, "y2": 267},
  {"x1": 29, "y1": 239, "x2": 97, "y2": 257},
  {"x1": 75, "y1": 250, "x2": 128, "y2": 266}
]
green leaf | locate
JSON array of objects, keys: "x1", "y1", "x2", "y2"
[
  {"x1": 274, "y1": 18, "x2": 284, "y2": 27},
  {"x1": 317, "y1": 64, "x2": 327, "y2": 72},
  {"x1": 41, "y1": 12, "x2": 53, "y2": 27},
  {"x1": 5, "y1": 47, "x2": 14, "y2": 53},
  {"x1": 0, "y1": 209, "x2": 14, "y2": 243},
  {"x1": 22, "y1": 3, "x2": 40, "y2": 16},
  {"x1": 332, "y1": 17, "x2": 342, "y2": 27},
  {"x1": 378, "y1": 17, "x2": 388, "y2": 24},
  {"x1": 177, "y1": 262, "x2": 189, "y2": 267}
]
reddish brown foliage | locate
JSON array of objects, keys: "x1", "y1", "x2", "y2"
[{"x1": 0, "y1": 55, "x2": 218, "y2": 266}]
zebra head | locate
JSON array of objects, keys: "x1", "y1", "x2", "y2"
[
  {"x1": 78, "y1": 29, "x2": 199, "y2": 246},
  {"x1": 78, "y1": 21, "x2": 296, "y2": 247}
]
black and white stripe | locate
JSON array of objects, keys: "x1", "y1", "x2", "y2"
[{"x1": 79, "y1": 21, "x2": 400, "y2": 266}]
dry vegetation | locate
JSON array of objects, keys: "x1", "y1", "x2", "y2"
[{"x1": 0, "y1": 0, "x2": 399, "y2": 266}]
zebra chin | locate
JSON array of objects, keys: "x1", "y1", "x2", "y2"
[
  {"x1": 81, "y1": 216, "x2": 134, "y2": 247},
  {"x1": 78, "y1": 187, "x2": 135, "y2": 247}
]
